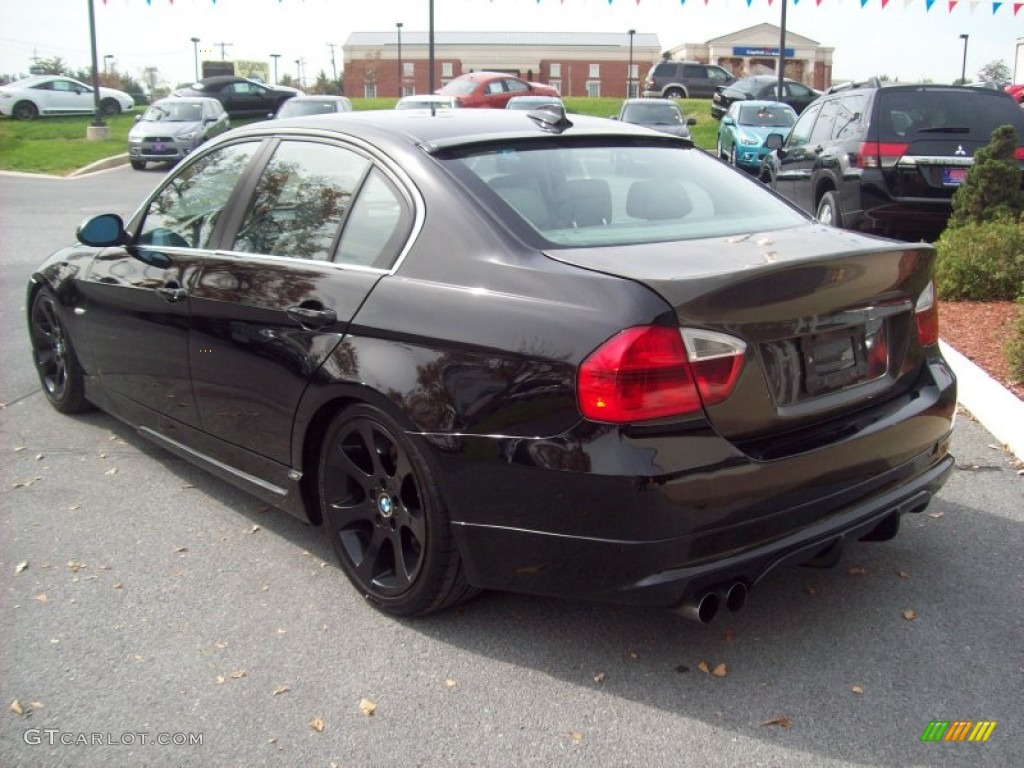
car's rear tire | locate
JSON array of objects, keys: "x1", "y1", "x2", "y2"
[
  {"x1": 13, "y1": 101, "x2": 38, "y2": 120},
  {"x1": 816, "y1": 191, "x2": 844, "y2": 228},
  {"x1": 664, "y1": 87, "x2": 685, "y2": 99},
  {"x1": 130, "y1": 159, "x2": 146, "y2": 170},
  {"x1": 100, "y1": 98, "x2": 121, "y2": 116},
  {"x1": 318, "y1": 404, "x2": 477, "y2": 617},
  {"x1": 29, "y1": 289, "x2": 91, "y2": 414}
]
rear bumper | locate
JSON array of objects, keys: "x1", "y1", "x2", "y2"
[
  {"x1": 841, "y1": 178, "x2": 953, "y2": 240},
  {"x1": 429, "y1": 356, "x2": 956, "y2": 608}
]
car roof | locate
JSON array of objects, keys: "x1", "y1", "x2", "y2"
[
  {"x1": 224, "y1": 108, "x2": 686, "y2": 152},
  {"x1": 152, "y1": 96, "x2": 220, "y2": 104},
  {"x1": 286, "y1": 95, "x2": 350, "y2": 102},
  {"x1": 733, "y1": 100, "x2": 796, "y2": 110}
]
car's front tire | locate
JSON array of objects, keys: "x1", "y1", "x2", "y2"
[
  {"x1": 816, "y1": 191, "x2": 844, "y2": 228},
  {"x1": 12, "y1": 101, "x2": 38, "y2": 120},
  {"x1": 664, "y1": 87, "x2": 685, "y2": 99},
  {"x1": 29, "y1": 289, "x2": 91, "y2": 414},
  {"x1": 130, "y1": 159, "x2": 146, "y2": 170},
  {"x1": 317, "y1": 404, "x2": 477, "y2": 617},
  {"x1": 100, "y1": 98, "x2": 121, "y2": 116}
]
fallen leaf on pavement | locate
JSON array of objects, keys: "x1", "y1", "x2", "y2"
[
  {"x1": 309, "y1": 717, "x2": 325, "y2": 732},
  {"x1": 897, "y1": 570, "x2": 911, "y2": 580},
  {"x1": 35, "y1": 454, "x2": 44, "y2": 461},
  {"x1": 104, "y1": 468, "x2": 117, "y2": 476},
  {"x1": 444, "y1": 678, "x2": 457, "y2": 690},
  {"x1": 250, "y1": 525, "x2": 260, "y2": 533},
  {"x1": 230, "y1": 670, "x2": 246, "y2": 679},
  {"x1": 569, "y1": 731, "x2": 584, "y2": 745},
  {"x1": 848, "y1": 567, "x2": 867, "y2": 576},
  {"x1": 760, "y1": 715, "x2": 792, "y2": 729},
  {"x1": 358, "y1": 698, "x2": 376, "y2": 717},
  {"x1": 273, "y1": 685, "x2": 291, "y2": 696},
  {"x1": 711, "y1": 663, "x2": 727, "y2": 678},
  {"x1": 15, "y1": 561, "x2": 28, "y2": 574},
  {"x1": 722, "y1": 627, "x2": 736, "y2": 643},
  {"x1": 697, "y1": 661, "x2": 710, "y2": 674},
  {"x1": 68, "y1": 504, "x2": 80, "y2": 511},
  {"x1": 34, "y1": 594, "x2": 49, "y2": 604},
  {"x1": 174, "y1": 546, "x2": 188, "y2": 553},
  {"x1": 112, "y1": 583, "x2": 123, "y2": 590},
  {"x1": 593, "y1": 672, "x2": 606, "y2": 684},
  {"x1": 804, "y1": 585, "x2": 817, "y2": 595},
  {"x1": 10, "y1": 700, "x2": 26, "y2": 715},
  {"x1": 851, "y1": 685, "x2": 864, "y2": 695},
  {"x1": 928, "y1": 511, "x2": 944, "y2": 519},
  {"x1": 902, "y1": 609, "x2": 917, "y2": 621},
  {"x1": 67, "y1": 561, "x2": 86, "y2": 572},
  {"x1": 14, "y1": 446, "x2": 26, "y2": 452},
  {"x1": 214, "y1": 675, "x2": 225, "y2": 685}
]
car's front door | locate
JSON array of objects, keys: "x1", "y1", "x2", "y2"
[
  {"x1": 188, "y1": 138, "x2": 414, "y2": 464},
  {"x1": 73, "y1": 140, "x2": 264, "y2": 426},
  {"x1": 772, "y1": 101, "x2": 823, "y2": 205}
]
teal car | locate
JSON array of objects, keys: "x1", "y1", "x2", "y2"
[{"x1": 716, "y1": 100, "x2": 796, "y2": 175}]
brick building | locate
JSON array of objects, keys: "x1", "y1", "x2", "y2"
[
  {"x1": 342, "y1": 31, "x2": 662, "y2": 99},
  {"x1": 341, "y1": 26, "x2": 833, "y2": 99}
]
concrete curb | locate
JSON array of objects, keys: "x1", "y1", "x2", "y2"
[
  {"x1": 67, "y1": 153, "x2": 130, "y2": 177},
  {"x1": 940, "y1": 340, "x2": 1024, "y2": 461}
]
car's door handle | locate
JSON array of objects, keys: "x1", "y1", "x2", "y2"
[
  {"x1": 155, "y1": 285, "x2": 188, "y2": 303},
  {"x1": 287, "y1": 305, "x2": 337, "y2": 329}
]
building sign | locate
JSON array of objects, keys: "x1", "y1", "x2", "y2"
[{"x1": 732, "y1": 46, "x2": 795, "y2": 57}]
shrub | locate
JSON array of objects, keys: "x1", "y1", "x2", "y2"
[
  {"x1": 934, "y1": 218, "x2": 1024, "y2": 301},
  {"x1": 948, "y1": 124, "x2": 1024, "y2": 228},
  {"x1": 1007, "y1": 295, "x2": 1024, "y2": 382}
]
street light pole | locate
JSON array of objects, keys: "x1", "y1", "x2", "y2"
[
  {"x1": 959, "y1": 34, "x2": 969, "y2": 84},
  {"x1": 270, "y1": 53, "x2": 281, "y2": 85},
  {"x1": 627, "y1": 29, "x2": 635, "y2": 98},
  {"x1": 190, "y1": 37, "x2": 200, "y2": 82},
  {"x1": 86, "y1": 0, "x2": 106, "y2": 134},
  {"x1": 396, "y1": 23, "x2": 403, "y2": 98}
]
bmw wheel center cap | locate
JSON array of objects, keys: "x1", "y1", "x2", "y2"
[{"x1": 377, "y1": 493, "x2": 394, "y2": 518}]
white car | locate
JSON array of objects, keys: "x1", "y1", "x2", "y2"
[
  {"x1": 0, "y1": 75, "x2": 136, "y2": 120},
  {"x1": 394, "y1": 94, "x2": 460, "y2": 111}
]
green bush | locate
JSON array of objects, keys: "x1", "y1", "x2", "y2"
[
  {"x1": 934, "y1": 218, "x2": 1024, "y2": 301},
  {"x1": 948, "y1": 124, "x2": 1024, "y2": 228},
  {"x1": 1007, "y1": 295, "x2": 1024, "y2": 382}
]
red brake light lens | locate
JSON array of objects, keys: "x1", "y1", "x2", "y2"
[
  {"x1": 578, "y1": 326, "x2": 745, "y2": 423},
  {"x1": 1015, "y1": 147, "x2": 1024, "y2": 161},
  {"x1": 857, "y1": 141, "x2": 909, "y2": 169},
  {"x1": 914, "y1": 280, "x2": 939, "y2": 347}
]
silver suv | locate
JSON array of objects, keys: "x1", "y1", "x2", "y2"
[{"x1": 643, "y1": 60, "x2": 736, "y2": 99}]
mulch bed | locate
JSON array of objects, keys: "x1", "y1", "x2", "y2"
[{"x1": 939, "y1": 300, "x2": 1024, "y2": 401}]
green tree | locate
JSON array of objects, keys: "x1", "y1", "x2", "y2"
[
  {"x1": 30, "y1": 56, "x2": 69, "y2": 75},
  {"x1": 311, "y1": 69, "x2": 332, "y2": 95},
  {"x1": 949, "y1": 125, "x2": 1024, "y2": 228}
]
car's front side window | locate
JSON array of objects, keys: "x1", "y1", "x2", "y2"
[
  {"x1": 231, "y1": 141, "x2": 370, "y2": 261},
  {"x1": 137, "y1": 142, "x2": 260, "y2": 249},
  {"x1": 786, "y1": 102, "x2": 822, "y2": 148}
]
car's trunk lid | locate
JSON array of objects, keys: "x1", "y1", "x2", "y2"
[{"x1": 544, "y1": 225, "x2": 934, "y2": 440}]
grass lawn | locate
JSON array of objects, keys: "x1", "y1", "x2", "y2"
[{"x1": 0, "y1": 97, "x2": 719, "y2": 176}]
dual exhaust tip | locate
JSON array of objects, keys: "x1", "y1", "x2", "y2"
[{"x1": 677, "y1": 581, "x2": 748, "y2": 624}]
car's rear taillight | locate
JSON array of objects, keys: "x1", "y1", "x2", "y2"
[
  {"x1": 915, "y1": 280, "x2": 939, "y2": 347},
  {"x1": 577, "y1": 326, "x2": 745, "y2": 423},
  {"x1": 1014, "y1": 146, "x2": 1024, "y2": 161},
  {"x1": 857, "y1": 141, "x2": 909, "y2": 169}
]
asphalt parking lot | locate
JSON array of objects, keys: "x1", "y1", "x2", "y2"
[{"x1": 1, "y1": 166, "x2": 1022, "y2": 767}]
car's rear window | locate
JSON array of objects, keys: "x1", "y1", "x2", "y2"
[
  {"x1": 439, "y1": 79, "x2": 478, "y2": 96},
  {"x1": 439, "y1": 139, "x2": 808, "y2": 246},
  {"x1": 877, "y1": 89, "x2": 1024, "y2": 141}
]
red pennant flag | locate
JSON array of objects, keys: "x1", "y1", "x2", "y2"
[
  {"x1": 882, "y1": 0, "x2": 890, "y2": 6},
  {"x1": 1015, "y1": 1, "x2": 1022, "y2": 11},
  {"x1": 948, "y1": 0, "x2": 958, "y2": 8}
]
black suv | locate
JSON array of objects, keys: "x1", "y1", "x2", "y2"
[
  {"x1": 643, "y1": 60, "x2": 735, "y2": 99},
  {"x1": 760, "y1": 80, "x2": 1024, "y2": 241}
]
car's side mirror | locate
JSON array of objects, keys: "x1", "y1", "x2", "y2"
[
  {"x1": 134, "y1": 115, "x2": 141, "y2": 122},
  {"x1": 764, "y1": 133, "x2": 785, "y2": 150},
  {"x1": 722, "y1": 116, "x2": 735, "y2": 126},
  {"x1": 77, "y1": 214, "x2": 129, "y2": 247},
  {"x1": 687, "y1": 117, "x2": 697, "y2": 126},
  {"x1": 609, "y1": 115, "x2": 618, "y2": 120}
]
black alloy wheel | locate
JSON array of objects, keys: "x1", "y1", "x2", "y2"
[
  {"x1": 318, "y1": 404, "x2": 475, "y2": 616},
  {"x1": 29, "y1": 289, "x2": 90, "y2": 413},
  {"x1": 13, "y1": 101, "x2": 38, "y2": 120},
  {"x1": 100, "y1": 98, "x2": 121, "y2": 116}
]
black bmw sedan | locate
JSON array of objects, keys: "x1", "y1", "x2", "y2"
[{"x1": 27, "y1": 108, "x2": 956, "y2": 620}]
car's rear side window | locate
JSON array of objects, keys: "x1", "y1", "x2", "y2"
[{"x1": 441, "y1": 140, "x2": 807, "y2": 246}]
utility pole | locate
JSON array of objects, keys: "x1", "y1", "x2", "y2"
[
  {"x1": 328, "y1": 43, "x2": 338, "y2": 94},
  {"x1": 270, "y1": 53, "x2": 281, "y2": 85},
  {"x1": 213, "y1": 42, "x2": 233, "y2": 61}
]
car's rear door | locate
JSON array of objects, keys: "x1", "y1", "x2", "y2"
[{"x1": 187, "y1": 137, "x2": 415, "y2": 464}]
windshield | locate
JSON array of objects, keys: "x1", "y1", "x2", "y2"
[
  {"x1": 738, "y1": 105, "x2": 795, "y2": 128},
  {"x1": 142, "y1": 102, "x2": 205, "y2": 122},
  {"x1": 439, "y1": 78, "x2": 479, "y2": 96},
  {"x1": 277, "y1": 100, "x2": 346, "y2": 117},
  {"x1": 440, "y1": 140, "x2": 808, "y2": 247},
  {"x1": 622, "y1": 104, "x2": 682, "y2": 125}
]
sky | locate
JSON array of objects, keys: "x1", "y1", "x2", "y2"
[{"x1": 0, "y1": 0, "x2": 1020, "y2": 90}]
